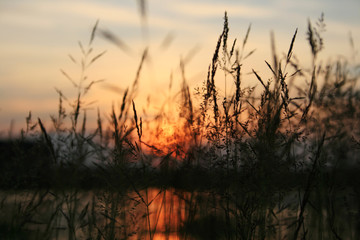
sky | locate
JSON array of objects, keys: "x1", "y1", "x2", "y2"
[{"x1": 0, "y1": 0, "x2": 359, "y2": 135}]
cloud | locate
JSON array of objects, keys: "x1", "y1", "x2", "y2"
[
  {"x1": 49, "y1": 1, "x2": 138, "y2": 25},
  {"x1": 0, "y1": 0, "x2": 139, "y2": 30},
  {"x1": 0, "y1": 2, "x2": 54, "y2": 29},
  {"x1": 167, "y1": 2, "x2": 276, "y2": 20}
]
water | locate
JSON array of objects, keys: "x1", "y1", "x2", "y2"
[{"x1": 0, "y1": 187, "x2": 358, "y2": 239}]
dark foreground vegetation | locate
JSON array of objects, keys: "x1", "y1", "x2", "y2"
[{"x1": 1, "y1": 13, "x2": 360, "y2": 239}]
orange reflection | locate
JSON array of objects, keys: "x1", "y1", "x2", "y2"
[{"x1": 145, "y1": 188, "x2": 192, "y2": 240}]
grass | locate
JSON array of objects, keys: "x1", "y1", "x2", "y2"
[{"x1": 0, "y1": 12, "x2": 360, "y2": 239}]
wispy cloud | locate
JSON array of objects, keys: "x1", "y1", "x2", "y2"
[
  {"x1": 168, "y1": 2, "x2": 276, "y2": 20},
  {"x1": 0, "y1": 0, "x2": 138, "y2": 30},
  {"x1": 51, "y1": 1, "x2": 138, "y2": 25}
]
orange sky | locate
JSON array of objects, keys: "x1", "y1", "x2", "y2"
[{"x1": 0, "y1": 0, "x2": 359, "y2": 135}]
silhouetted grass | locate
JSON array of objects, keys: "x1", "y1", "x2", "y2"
[{"x1": 0, "y1": 12, "x2": 359, "y2": 239}]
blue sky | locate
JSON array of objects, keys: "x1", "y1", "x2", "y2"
[{"x1": 0, "y1": 0, "x2": 359, "y2": 134}]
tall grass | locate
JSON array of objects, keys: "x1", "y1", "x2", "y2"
[{"x1": 0, "y1": 12, "x2": 359, "y2": 239}]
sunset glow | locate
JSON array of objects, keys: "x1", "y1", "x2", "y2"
[
  {"x1": 1, "y1": 0, "x2": 360, "y2": 135},
  {"x1": 142, "y1": 118, "x2": 193, "y2": 160}
]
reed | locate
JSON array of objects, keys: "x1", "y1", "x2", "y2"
[{"x1": 0, "y1": 12, "x2": 359, "y2": 240}]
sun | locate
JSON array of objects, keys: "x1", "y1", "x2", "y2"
[{"x1": 143, "y1": 119, "x2": 191, "y2": 159}]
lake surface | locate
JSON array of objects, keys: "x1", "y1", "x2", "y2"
[{"x1": 0, "y1": 186, "x2": 358, "y2": 239}]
